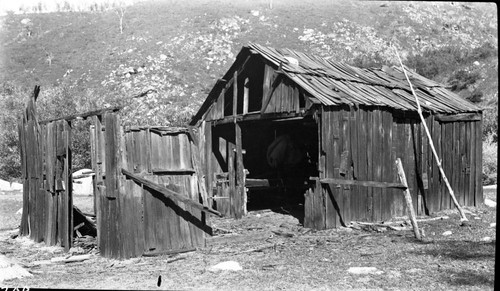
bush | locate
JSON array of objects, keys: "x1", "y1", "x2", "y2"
[
  {"x1": 482, "y1": 132, "x2": 498, "y2": 185},
  {"x1": 482, "y1": 105, "x2": 498, "y2": 142},
  {"x1": 406, "y1": 42, "x2": 497, "y2": 80},
  {"x1": 0, "y1": 83, "x2": 28, "y2": 181}
]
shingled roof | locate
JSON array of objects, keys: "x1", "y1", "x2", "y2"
[{"x1": 191, "y1": 43, "x2": 481, "y2": 125}]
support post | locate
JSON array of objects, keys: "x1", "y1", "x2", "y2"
[{"x1": 396, "y1": 158, "x2": 422, "y2": 240}]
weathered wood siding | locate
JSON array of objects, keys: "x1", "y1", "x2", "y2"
[
  {"x1": 18, "y1": 99, "x2": 73, "y2": 250},
  {"x1": 306, "y1": 105, "x2": 483, "y2": 228},
  {"x1": 91, "y1": 114, "x2": 210, "y2": 259}
]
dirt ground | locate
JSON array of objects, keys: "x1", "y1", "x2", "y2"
[{"x1": 0, "y1": 189, "x2": 496, "y2": 290}]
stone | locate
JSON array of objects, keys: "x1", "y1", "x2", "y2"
[
  {"x1": 442, "y1": 231, "x2": 452, "y2": 236},
  {"x1": 209, "y1": 261, "x2": 242, "y2": 272}
]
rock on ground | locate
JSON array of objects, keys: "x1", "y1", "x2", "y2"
[{"x1": 209, "y1": 261, "x2": 243, "y2": 272}]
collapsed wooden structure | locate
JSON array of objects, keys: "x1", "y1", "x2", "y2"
[
  {"x1": 190, "y1": 43, "x2": 484, "y2": 228},
  {"x1": 18, "y1": 43, "x2": 484, "y2": 259},
  {"x1": 18, "y1": 88, "x2": 217, "y2": 259}
]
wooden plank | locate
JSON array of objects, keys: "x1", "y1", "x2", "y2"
[
  {"x1": 474, "y1": 119, "x2": 483, "y2": 206},
  {"x1": 150, "y1": 130, "x2": 162, "y2": 170},
  {"x1": 233, "y1": 70, "x2": 238, "y2": 117},
  {"x1": 396, "y1": 158, "x2": 422, "y2": 240},
  {"x1": 324, "y1": 108, "x2": 337, "y2": 228},
  {"x1": 170, "y1": 134, "x2": 181, "y2": 171},
  {"x1": 227, "y1": 142, "x2": 236, "y2": 217},
  {"x1": 407, "y1": 120, "x2": 417, "y2": 215},
  {"x1": 415, "y1": 118, "x2": 424, "y2": 215},
  {"x1": 468, "y1": 121, "x2": 476, "y2": 207},
  {"x1": 104, "y1": 113, "x2": 119, "y2": 198},
  {"x1": 243, "y1": 78, "x2": 249, "y2": 114},
  {"x1": 316, "y1": 178, "x2": 406, "y2": 189},
  {"x1": 463, "y1": 121, "x2": 472, "y2": 206},
  {"x1": 262, "y1": 64, "x2": 273, "y2": 106},
  {"x1": 458, "y1": 122, "x2": 466, "y2": 206},
  {"x1": 235, "y1": 123, "x2": 245, "y2": 218},
  {"x1": 383, "y1": 110, "x2": 394, "y2": 220},
  {"x1": 55, "y1": 121, "x2": 64, "y2": 245},
  {"x1": 304, "y1": 187, "x2": 313, "y2": 228},
  {"x1": 420, "y1": 117, "x2": 429, "y2": 208},
  {"x1": 435, "y1": 113, "x2": 482, "y2": 122},
  {"x1": 441, "y1": 123, "x2": 451, "y2": 210},
  {"x1": 39, "y1": 106, "x2": 122, "y2": 125},
  {"x1": 35, "y1": 124, "x2": 45, "y2": 243},
  {"x1": 141, "y1": 175, "x2": 159, "y2": 254},
  {"x1": 205, "y1": 123, "x2": 213, "y2": 203},
  {"x1": 20, "y1": 120, "x2": 29, "y2": 236},
  {"x1": 145, "y1": 129, "x2": 152, "y2": 173},
  {"x1": 189, "y1": 139, "x2": 209, "y2": 206},
  {"x1": 372, "y1": 109, "x2": 383, "y2": 221},
  {"x1": 452, "y1": 122, "x2": 459, "y2": 209},
  {"x1": 93, "y1": 115, "x2": 105, "y2": 174},
  {"x1": 340, "y1": 108, "x2": 351, "y2": 224},
  {"x1": 121, "y1": 169, "x2": 222, "y2": 217},
  {"x1": 166, "y1": 176, "x2": 190, "y2": 250},
  {"x1": 151, "y1": 168, "x2": 196, "y2": 174},
  {"x1": 63, "y1": 121, "x2": 73, "y2": 250},
  {"x1": 366, "y1": 109, "x2": 374, "y2": 221},
  {"x1": 357, "y1": 108, "x2": 369, "y2": 221},
  {"x1": 133, "y1": 180, "x2": 146, "y2": 257},
  {"x1": 189, "y1": 175, "x2": 207, "y2": 248},
  {"x1": 332, "y1": 108, "x2": 343, "y2": 227},
  {"x1": 261, "y1": 73, "x2": 283, "y2": 114},
  {"x1": 316, "y1": 182, "x2": 327, "y2": 230}
]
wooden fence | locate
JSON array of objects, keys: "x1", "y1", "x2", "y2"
[
  {"x1": 90, "y1": 113, "x2": 215, "y2": 259},
  {"x1": 18, "y1": 87, "x2": 73, "y2": 250}
]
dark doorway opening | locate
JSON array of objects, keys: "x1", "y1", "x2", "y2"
[{"x1": 241, "y1": 116, "x2": 319, "y2": 222}]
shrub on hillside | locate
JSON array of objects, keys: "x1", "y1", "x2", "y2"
[
  {"x1": 482, "y1": 105, "x2": 498, "y2": 142},
  {"x1": 482, "y1": 132, "x2": 497, "y2": 185},
  {"x1": 406, "y1": 42, "x2": 497, "y2": 81}
]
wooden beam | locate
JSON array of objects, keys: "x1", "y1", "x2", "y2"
[
  {"x1": 39, "y1": 106, "x2": 122, "y2": 124},
  {"x1": 121, "y1": 169, "x2": 222, "y2": 217},
  {"x1": 396, "y1": 158, "x2": 421, "y2": 240},
  {"x1": 224, "y1": 56, "x2": 252, "y2": 90},
  {"x1": 435, "y1": 113, "x2": 482, "y2": 122},
  {"x1": 243, "y1": 78, "x2": 249, "y2": 115},
  {"x1": 233, "y1": 70, "x2": 238, "y2": 118},
  {"x1": 312, "y1": 177, "x2": 407, "y2": 189},
  {"x1": 151, "y1": 168, "x2": 196, "y2": 174},
  {"x1": 212, "y1": 111, "x2": 310, "y2": 126}
]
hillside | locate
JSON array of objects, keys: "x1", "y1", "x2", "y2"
[{"x1": 0, "y1": 0, "x2": 497, "y2": 178}]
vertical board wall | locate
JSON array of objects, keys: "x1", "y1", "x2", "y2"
[
  {"x1": 18, "y1": 97, "x2": 73, "y2": 250},
  {"x1": 306, "y1": 105, "x2": 482, "y2": 228},
  {"x1": 91, "y1": 113, "x2": 210, "y2": 259}
]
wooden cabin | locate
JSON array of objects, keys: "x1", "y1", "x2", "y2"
[{"x1": 190, "y1": 43, "x2": 483, "y2": 229}]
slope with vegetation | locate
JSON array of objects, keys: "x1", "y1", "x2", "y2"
[{"x1": 0, "y1": 0, "x2": 497, "y2": 183}]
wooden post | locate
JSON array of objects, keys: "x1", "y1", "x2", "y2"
[
  {"x1": 243, "y1": 78, "x2": 249, "y2": 115},
  {"x1": 396, "y1": 158, "x2": 422, "y2": 240},
  {"x1": 235, "y1": 123, "x2": 245, "y2": 218},
  {"x1": 394, "y1": 48, "x2": 468, "y2": 222},
  {"x1": 233, "y1": 71, "x2": 238, "y2": 118}
]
